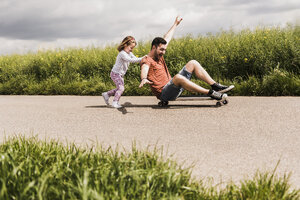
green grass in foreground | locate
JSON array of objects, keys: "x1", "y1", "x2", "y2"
[{"x1": 0, "y1": 136, "x2": 299, "y2": 199}]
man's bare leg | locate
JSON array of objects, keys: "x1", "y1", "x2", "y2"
[
  {"x1": 172, "y1": 60, "x2": 215, "y2": 94},
  {"x1": 172, "y1": 74, "x2": 209, "y2": 94},
  {"x1": 172, "y1": 60, "x2": 228, "y2": 99},
  {"x1": 184, "y1": 60, "x2": 216, "y2": 85},
  {"x1": 178, "y1": 60, "x2": 233, "y2": 93},
  {"x1": 172, "y1": 74, "x2": 227, "y2": 100}
]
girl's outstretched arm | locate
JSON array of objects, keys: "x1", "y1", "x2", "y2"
[{"x1": 120, "y1": 51, "x2": 143, "y2": 63}]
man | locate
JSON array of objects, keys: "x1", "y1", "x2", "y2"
[{"x1": 139, "y1": 16, "x2": 232, "y2": 102}]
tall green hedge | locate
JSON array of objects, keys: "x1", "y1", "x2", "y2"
[{"x1": 0, "y1": 25, "x2": 299, "y2": 95}]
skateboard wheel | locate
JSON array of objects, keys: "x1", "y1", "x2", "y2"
[
  {"x1": 216, "y1": 102, "x2": 222, "y2": 107},
  {"x1": 223, "y1": 100, "x2": 228, "y2": 105},
  {"x1": 158, "y1": 101, "x2": 168, "y2": 107}
]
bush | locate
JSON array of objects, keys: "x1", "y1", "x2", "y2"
[
  {"x1": 261, "y1": 67, "x2": 300, "y2": 96},
  {"x1": 0, "y1": 25, "x2": 299, "y2": 96}
]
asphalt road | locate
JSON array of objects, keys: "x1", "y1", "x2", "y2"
[{"x1": 0, "y1": 96, "x2": 299, "y2": 188}]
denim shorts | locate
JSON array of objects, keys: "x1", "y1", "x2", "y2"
[{"x1": 160, "y1": 66, "x2": 192, "y2": 101}]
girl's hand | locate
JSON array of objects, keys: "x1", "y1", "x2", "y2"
[
  {"x1": 140, "y1": 55, "x2": 148, "y2": 64},
  {"x1": 139, "y1": 78, "x2": 153, "y2": 88}
]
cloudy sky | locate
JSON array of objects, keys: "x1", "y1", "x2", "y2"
[{"x1": 0, "y1": 0, "x2": 299, "y2": 55}]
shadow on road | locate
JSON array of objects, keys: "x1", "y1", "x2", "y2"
[
  {"x1": 123, "y1": 102, "x2": 217, "y2": 108},
  {"x1": 85, "y1": 102, "x2": 218, "y2": 114}
]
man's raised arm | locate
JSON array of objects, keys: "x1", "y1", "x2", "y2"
[{"x1": 163, "y1": 16, "x2": 183, "y2": 47}]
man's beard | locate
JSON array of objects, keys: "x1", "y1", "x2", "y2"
[{"x1": 154, "y1": 51, "x2": 163, "y2": 61}]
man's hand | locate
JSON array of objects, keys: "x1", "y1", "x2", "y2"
[
  {"x1": 174, "y1": 16, "x2": 183, "y2": 26},
  {"x1": 139, "y1": 78, "x2": 153, "y2": 88}
]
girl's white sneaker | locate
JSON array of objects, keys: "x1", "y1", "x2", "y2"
[
  {"x1": 102, "y1": 92, "x2": 110, "y2": 105},
  {"x1": 112, "y1": 101, "x2": 122, "y2": 108}
]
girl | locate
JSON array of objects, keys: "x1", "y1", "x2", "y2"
[{"x1": 102, "y1": 36, "x2": 145, "y2": 108}]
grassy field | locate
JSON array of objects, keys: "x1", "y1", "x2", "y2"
[
  {"x1": 0, "y1": 25, "x2": 299, "y2": 96},
  {"x1": 0, "y1": 136, "x2": 299, "y2": 199}
]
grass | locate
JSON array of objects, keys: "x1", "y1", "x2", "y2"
[
  {"x1": 0, "y1": 24, "x2": 299, "y2": 96},
  {"x1": 0, "y1": 136, "x2": 299, "y2": 199}
]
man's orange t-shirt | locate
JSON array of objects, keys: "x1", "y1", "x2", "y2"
[{"x1": 141, "y1": 56, "x2": 171, "y2": 98}]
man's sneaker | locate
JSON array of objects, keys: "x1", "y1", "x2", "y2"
[
  {"x1": 102, "y1": 92, "x2": 110, "y2": 105},
  {"x1": 208, "y1": 89, "x2": 227, "y2": 101},
  {"x1": 112, "y1": 101, "x2": 122, "y2": 108},
  {"x1": 211, "y1": 83, "x2": 234, "y2": 93}
]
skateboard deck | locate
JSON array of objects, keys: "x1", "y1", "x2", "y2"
[{"x1": 158, "y1": 95, "x2": 228, "y2": 107}]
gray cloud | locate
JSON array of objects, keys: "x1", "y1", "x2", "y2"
[
  {"x1": 0, "y1": 0, "x2": 109, "y2": 40},
  {"x1": 0, "y1": 0, "x2": 299, "y2": 55}
]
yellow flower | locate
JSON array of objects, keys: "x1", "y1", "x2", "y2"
[{"x1": 244, "y1": 58, "x2": 248, "y2": 62}]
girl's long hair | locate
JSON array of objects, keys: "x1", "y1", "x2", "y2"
[{"x1": 117, "y1": 36, "x2": 136, "y2": 52}]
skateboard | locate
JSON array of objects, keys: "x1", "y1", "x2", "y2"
[{"x1": 158, "y1": 85, "x2": 234, "y2": 107}]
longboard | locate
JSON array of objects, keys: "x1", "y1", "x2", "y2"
[{"x1": 158, "y1": 95, "x2": 228, "y2": 107}]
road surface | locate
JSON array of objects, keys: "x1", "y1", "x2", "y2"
[{"x1": 0, "y1": 96, "x2": 299, "y2": 188}]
